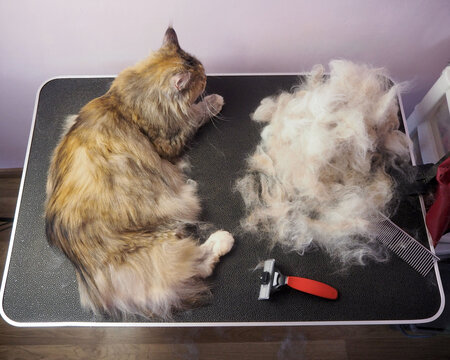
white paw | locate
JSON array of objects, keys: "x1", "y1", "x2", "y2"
[
  {"x1": 205, "y1": 230, "x2": 234, "y2": 257},
  {"x1": 204, "y1": 94, "x2": 224, "y2": 116}
]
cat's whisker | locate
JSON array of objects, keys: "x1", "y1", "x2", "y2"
[
  {"x1": 212, "y1": 113, "x2": 229, "y2": 122},
  {"x1": 209, "y1": 116, "x2": 221, "y2": 132}
]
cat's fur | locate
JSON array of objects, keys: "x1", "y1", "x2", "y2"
[
  {"x1": 45, "y1": 28, "x2": 234, "y2": 319},
  {"x1": 236, "y1": 60, "x2": 410, "y2": 267}
]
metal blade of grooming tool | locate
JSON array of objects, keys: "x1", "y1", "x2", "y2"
[{"x1": 258, "y1": 259, "x2": 286, "y2": 300}]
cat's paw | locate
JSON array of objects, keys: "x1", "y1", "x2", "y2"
[
  {"x1": 204, "y1": 94, "x2": 224, "y2": 117},
  {"x1": 205, "y1": 230, "x2": 234, "y2": 257},
  {"x1": 186, "y1": 178, "x2": 198, "y2": 189}
]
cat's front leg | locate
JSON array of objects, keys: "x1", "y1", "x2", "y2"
[{"x1": 190, "y1": 94, "x2": 224, "y2": 127}]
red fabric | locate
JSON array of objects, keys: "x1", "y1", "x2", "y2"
[
  {"x1": 286, "y1": 276, "x2": 338, "y2": 300},
  {"x1": 426, "y1": 157, "x2": 450, "y2": 246}
]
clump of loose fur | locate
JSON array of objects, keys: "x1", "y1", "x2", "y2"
[
  {"x1": 236, "y1": 60, "x2": 411, "y2": 266},
  {"x1": 45, "y1": 27, "x2": 234, "y2": 319}
]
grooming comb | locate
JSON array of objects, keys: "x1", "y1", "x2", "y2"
[
  {"x1": 258, "y1": 259, "x2": 338, "y2": 300},
  {"x1": 375, "y1": 214, "x2": 439, "y2": 276}
]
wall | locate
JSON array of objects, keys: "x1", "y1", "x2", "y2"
[{"x1": 1, "y1": 0, "x2": 449, "y2": 168}]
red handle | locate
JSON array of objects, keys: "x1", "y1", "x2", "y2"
[{"x1": 286, "y1": 276, "x2": 338, "y2": 300}]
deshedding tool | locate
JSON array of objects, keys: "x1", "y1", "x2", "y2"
[{"x1": 258, "y1": 259, "x2": 338, "y2": 300}]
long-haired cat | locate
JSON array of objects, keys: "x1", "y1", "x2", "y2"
[{"x1": 45, "y1": 27, "x2": 234, "y2": 319}]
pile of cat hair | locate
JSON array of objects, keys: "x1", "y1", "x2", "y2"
[{"x1": 236, "y1": 60, "x2": 411, "y2": 266}]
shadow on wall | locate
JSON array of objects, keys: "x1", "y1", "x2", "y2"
[
  {"x1": 0, "y1": 75, "x2": 40, "y2": 169},
  {"x1": 208, "y1": 34, "x2": 450, "y2": 120},
  {"x1": 399, "y1": 35, "x2": 450, "y2": 117}
]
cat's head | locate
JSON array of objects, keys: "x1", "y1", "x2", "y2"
[
  {"x1": 115, "y1": 27, "x2": 207, "y2": 109},
  {"x1": 157, "y1": 27, "x2": 206, "y2": 104}
]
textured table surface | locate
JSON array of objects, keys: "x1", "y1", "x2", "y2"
[{"x1": 0, "y1": 75, "x2": 444, "y2": 326}]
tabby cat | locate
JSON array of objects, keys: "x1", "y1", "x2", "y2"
[{"x1": 45, "y1": 27, "x2": 234, "y2": 319}]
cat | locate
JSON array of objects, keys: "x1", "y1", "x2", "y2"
[{"x1": 45, "y1": 27, "x2": 234, "y2": 319}]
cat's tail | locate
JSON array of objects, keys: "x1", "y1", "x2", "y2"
[{"x1": 76, "y1": 229, "x2": 234, "y2": 320}]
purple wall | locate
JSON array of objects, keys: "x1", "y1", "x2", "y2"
[{"x1": 1, "y1": 0, "x2": 449, "y2": 168}]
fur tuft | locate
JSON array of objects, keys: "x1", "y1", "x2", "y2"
[{"x1": 236, "y1": 60, "x2": 411, "y2": 267}]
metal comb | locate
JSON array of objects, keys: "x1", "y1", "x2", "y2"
[{"x1": 375, "y1": 214, "x2": 439, "y2": 276}]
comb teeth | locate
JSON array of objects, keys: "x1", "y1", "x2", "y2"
[{"x1": 375, "y1": 215, "x2": 439, "y2": 277}]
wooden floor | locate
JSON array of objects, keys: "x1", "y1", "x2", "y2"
[{"x1": 0, "y1": 169, "x2": 449, "y2": 360}]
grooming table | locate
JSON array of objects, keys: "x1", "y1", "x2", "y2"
[{"x1": 0, "y1": 75, "x2": 444, "y2": 326}]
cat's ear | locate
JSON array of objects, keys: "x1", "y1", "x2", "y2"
[
  {"x1": 172, "y1": 72, "x2": 191, "y2": 91},
  {"x1": 163, "y1": 27, "x2": 180, "y2": 49}
]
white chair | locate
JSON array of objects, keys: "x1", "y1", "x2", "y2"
[{"x1": 407, "y1": 66, "x2": 450, "y2": 165}]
